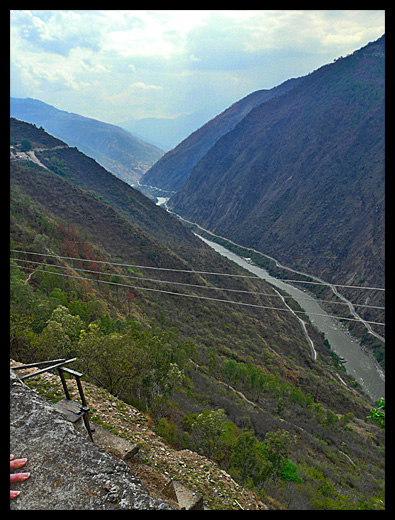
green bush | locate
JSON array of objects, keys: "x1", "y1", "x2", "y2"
[
  {"x1": 21, "y1": 139, "x2": 32, "y2": 152},
  {"x1": 279, "y1": 460, "x2": 303, "y2": 483}
]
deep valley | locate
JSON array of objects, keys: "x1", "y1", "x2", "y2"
[{"x1": 10, "y1": 113, "x2": 385, "y2": 509}]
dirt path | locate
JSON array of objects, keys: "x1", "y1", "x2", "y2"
[
  {"x1": 11, "y1": 145, "x2": 68, "y2": 171},
  {"x1": 25, "y1": 150, "x2": 49, "y2": 170}
]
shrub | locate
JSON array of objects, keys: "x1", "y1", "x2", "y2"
[{"x1": 280, "y1": 460, "x2": 303, "y2": 483}]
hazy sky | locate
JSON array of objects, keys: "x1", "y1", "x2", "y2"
[{"x1": 10, "y1": 10, "x2": 385, "y2": 124}]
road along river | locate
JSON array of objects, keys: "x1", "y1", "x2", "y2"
[{"x1": 198, "y1": 236, "x2": 385, "y2": 402}]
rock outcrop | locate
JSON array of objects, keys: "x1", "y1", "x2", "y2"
[{"x1": 10, "y1": 369, "x2": 174, "y2": 510}]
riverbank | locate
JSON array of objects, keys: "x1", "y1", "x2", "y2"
[
  {"x1": 197, "y1": 234, "x2": 384, "y2": 402},
  {"x1": 158, "y1": 207, "x2": 384, "y2": 400}
]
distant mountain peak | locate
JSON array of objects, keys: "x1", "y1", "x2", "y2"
[{"x1": 10, "y1": 97, "x2": 164, "y2": 185}]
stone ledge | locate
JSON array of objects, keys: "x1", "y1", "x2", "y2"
[
  {"x1": 10, "y1": 370, "x2": 174, "y2": 510},
  {"x1": 162, "y1": 479, "x2": 204, "y2": 510}
]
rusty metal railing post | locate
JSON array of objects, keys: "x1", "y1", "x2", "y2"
[
  {"x1": 57, "y1": 366, "x2": 94, "y2": 442},
  {"x1": 13, "y1": 358, "x2": 93, "y2": 442},
  {"x1": 58, "y1": 368, "x2": 71, "y2": 400}
]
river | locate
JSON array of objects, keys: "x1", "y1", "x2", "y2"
[{"x1": 198, "y1": 235, "x2": 385, "y2": 402}]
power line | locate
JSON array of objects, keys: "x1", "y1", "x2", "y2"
[
  {"x1": 10, "y1": 249, "x2": 258, "y2": 278},
  {"x1": 276, "y1": 279, "x2": 385, "y2": 291},
  {"x1": 174, "y1": 215, "x2": 386, "y2": 291},
  {"x1": 10, "y1": 262, "x2": 385, "y2": 327},
  {"x1": 11, "y1": 257, "x2": 385, "y2": 311},
  {"x1": 10, "y1": 249, "x2": 385, "y2": 291}
]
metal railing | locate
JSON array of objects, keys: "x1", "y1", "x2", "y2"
[{"x1": 12, "y1": 358, "x2": 93, "y2": 441}]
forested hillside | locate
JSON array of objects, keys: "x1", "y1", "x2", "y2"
[{"x1": 10, "y1": 119, "x2": 384, "y2": 509}]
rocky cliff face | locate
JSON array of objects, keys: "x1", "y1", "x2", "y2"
[{"x1": 10, "y1": 369, "x2": 174, "y2": 510}]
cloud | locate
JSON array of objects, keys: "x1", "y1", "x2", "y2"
[
  {"x1": 11, "y1": 10, "x2": 103, "y2": 56},
  {"x1": 130, "y1": 82, "x2": 162, "y2": 90},
  {"x1": 10, "y1": 10, "x2": 385, "y2": 122}
]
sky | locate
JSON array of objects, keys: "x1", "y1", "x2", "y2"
[{"x1": 10, "y1": 10, "x2": 385, "y2": 125}]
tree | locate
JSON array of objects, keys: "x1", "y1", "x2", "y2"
[
  {"x1": 87, "y1": 299, "x2": 106, "y2": 321},
  {"x1": 76, "y1": 322, "x2": 184, "y2": 404},
  {"x1": 231, "y1": 428, "x2": 271, "y2": 486},
  {"x1": 47, "y1": 305, "x2": 83, "y2": 342},
  {"x1": 279, "y1": 460, "x2": 303, "y2": 483},
  {"x1": 261, "y1": 429, "x2": 292, "y2": 479},
  {"x1": 77, "y1": 323, "x2": 146, "y2": 397},
  {"x1": 39, "y1": 320, "x2": 72, "y2": 359},
  {"x1": 325, "y1": 409, "x2": 339, "y2": 427},
  {"x1": 10, "y1": 312, "x2": 37, "y2": 362},
  {"x1": 21, "y1": 139, "x2": 32, "y2": 152},
  {"x1": 190, "y1": 409, "x2": 228, "y2": 461},
  {"x1": 38, "y1": 305, "x2": 83, "y2": 359},
  {"x1": 49, "y1": 288, "x2": 68, "y2": 307},
  {"x1": 367, "y1": 397, "x2": 385, "y2": 429}
]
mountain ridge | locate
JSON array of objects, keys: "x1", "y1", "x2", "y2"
[
  {"x1": 167, "y1": 35, "x2": 384, "y2": 326},
  {"x1": 140, "y1": 77, "x2": 302, "y2": 194},
  {"x1": 10, "y1": 97, "x2": 164, "y2": 185}
]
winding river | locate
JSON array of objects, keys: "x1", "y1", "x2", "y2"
[
  {"x1": 198, "y1": 235, "x2": 385, "y2": 402},
  {"x1": 158, "y1": 200, "x2": 384, "y2": 401}
]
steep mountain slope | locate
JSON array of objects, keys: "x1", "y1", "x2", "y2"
[
  {"x1": 10, "y1": 118, "x2": 190, "y2": 250},
  {"x1": 10, "y1": 120, "x2": 385, "y2": 509},
  {"x1": 10, "y1": 97, "x2": 164, "y2": 185},
  {"x1": 11, "y1": 118, "x2": 319, "y2": 364},
  {"x1": 169, "y1": 36, "x2": 384, "y2": 301},
  {"x1": 140, "y1": 77, "x2": 302, "y2": 194}
]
